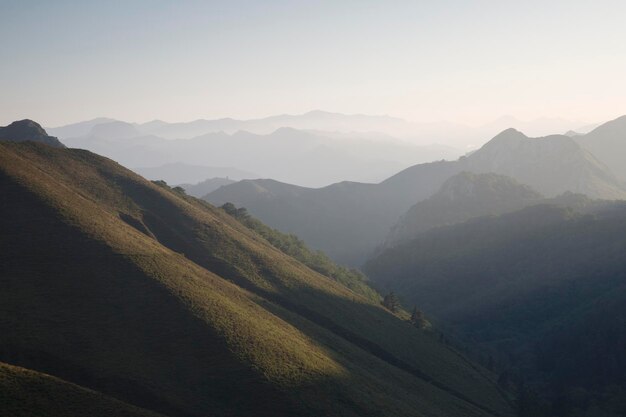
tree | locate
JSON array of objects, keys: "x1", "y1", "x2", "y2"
[
  {"x1": 235, "y1": 207, "x2": 250, "y2": 219},
  {"x1": 410, "y1": 306, "x2": 423, "y2": 323},
  {"x1": 221, "y1": 202, "x2": 237, "y2": 215},
  {"x1": 410, "y1": 306, "x2": 430, "y2": 329},
  {"x1": 382, "y1": 292, "x2": 401, "y2": 313},
  {"x1": 221, "y1": 203, "x2": 250, "y2": 220}
]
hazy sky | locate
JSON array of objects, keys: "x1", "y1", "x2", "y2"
[{"x1": 2, "y1": 0, "x2": 626, "y2": 127}]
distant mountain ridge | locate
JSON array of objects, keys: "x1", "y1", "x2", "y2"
[
  {"x1": 48, "y1": 111, "x2": 592, "y2": 149},
  {"x1": 385, "y1": 172, "x2": 544, "y2": 246},
  {"x1": 576, "y1": 114, "x2": 626, "y2": 181},
  {"x1": 206, "y1": 125, "x2": 626, "y2": 264},
  {"x1": 48, "y1": 111, "x2": 420, "y2": 140},
  {"x1": 89, "y1": 120, "x2": 141, "y2": 139},
  {"x1": 461, "y1": 128, "x2": 626, "y2": 199},
  {"x1": 47, "y1": 117, "x2": 117, "y2": 138},
  {"x1": 61, "y1": 125, "x2": 461, "y2": 187},
  {"x1": 178, "y1": 177, "x2": 237, "y2": 197},
  {"x1": 134, "y1": 163, "x2": 257, "y2": 185}
]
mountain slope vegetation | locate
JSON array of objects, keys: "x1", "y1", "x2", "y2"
[
  {"x1": 365, "y1": 202, "x2": 626, "y2": 416},
  {"x1": 219, "y1": 201, "x2": 380, "y2": 302},
  {"x1": 0, "y1": 141, "x2": 512, "y2": 417}
]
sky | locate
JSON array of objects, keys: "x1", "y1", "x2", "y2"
[{"x1": 1, "y1": 0, "x2": 626, "y2": 127}]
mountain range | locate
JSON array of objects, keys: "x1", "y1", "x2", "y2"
[
  {"x1": 0, "y1": 139, "x2": 512, "y2": 417},
  {"x1": 206, "y1": 123, "x2": 626, "y2": 264},
  {"x1": 4, "y1": 113, "x2": 626, "y2": 416},
  {"x1": 178, "y1": 177, "x2": 237, "y2": 197},
  {"x1": 45, "y1": 111, "x2": 602, "y2": 189},
  {"x1": 134, "y1": 163, "x2": 256, "y2": 185},
  {"x1": 58, "y1": 122, "x2": 461, "y2": 187},
  {"x1": 48, "y1": 111, "x2": 593, "y2": 149}
]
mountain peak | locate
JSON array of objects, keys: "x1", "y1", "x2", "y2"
[
  {"x1": 89, "y1": 121, "x2": 140, "y2": 139},
  {"x1": 3, "y1": 119, "x2": 48, "y2": 137},
  {"x1": 384, "y1": 171, "x2": 543, "y2": 246},
  {"x1": 470, "y1": 128, "x2": 529, "y2": 155},
  {"x1": 0, "y1": 119, "x2": 65, "y2": 148},
  {"x1": 438, "y1": 171, "x2": 540, "y2": 201},
  {"x1": 492, "y1": 127, "x2": 526, "y2": 139}
]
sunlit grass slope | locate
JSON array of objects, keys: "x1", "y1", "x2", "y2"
[{"x1": 0, "y1": 142, "x2": 513, "y2": 417}]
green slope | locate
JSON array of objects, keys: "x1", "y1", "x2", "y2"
[
  {"x1": 0, "y1": 142, "x2": 512, "y2": 417},
  {"x1": 0, "y1": 362, "x2": 165, "y2": 417},
  {"x1": 218, "y1": 201, "x2": 380, "y2": 302},
  {"x1": 365, "y1": 202, "x2": 626, "y2": 416}
]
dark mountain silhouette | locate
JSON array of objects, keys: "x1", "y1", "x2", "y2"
[
  {"x1": 576, "y1": 114, "x2": 626, "y2": 181},
  {"x1": 206, "y1": 128, "x2": 626, "y2": 264},
  {"x1": 0, "y1": 139, "x2": 512, "y2": 417},
  {"x1": 385, "y1": 172, "x2": 544, "y2": 246},
  {"x1": 0, "y1": 120, "x2": 65, "y2": 148},
  {"x1": 364, "y1": 200, "x2": 626, "y2": 416}
]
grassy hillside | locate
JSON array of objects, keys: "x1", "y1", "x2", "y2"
[
  {"x1": 218, "y1": 201, "x2": 380, "y2": 302},
  {"x1": 0, "y1": 142, "x2": 512, "y2": 417},
  {"x1": 0, "y1": 362, "x2": 165, "y2": 417},
  {"x1": 365, "y1": 202, "x2": 626, "y2": 416}
]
